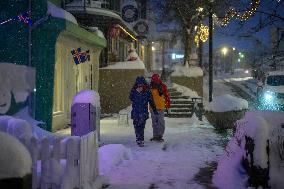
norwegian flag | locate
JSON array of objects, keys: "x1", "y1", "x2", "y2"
[
  {"x1": 71, "y1": 48, "x2": 90, "y2": 65},
  {"x1": 14, "y1": 12, "x2": 32, "y2": 26}
]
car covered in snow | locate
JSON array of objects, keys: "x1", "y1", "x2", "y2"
[{"x1": 257, "y1": 70, "x2": 284, "y2": 110}]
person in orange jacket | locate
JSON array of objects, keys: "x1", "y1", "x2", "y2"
[{"x1": 149, "y1": 74, "x2": 170, "y2": 142}]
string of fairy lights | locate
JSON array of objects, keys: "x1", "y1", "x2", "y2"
[{"x1": 195, "y1": 0, "x2": 261, "y2": 46}]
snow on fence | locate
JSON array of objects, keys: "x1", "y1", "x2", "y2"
[{"x1": 0, "y1": 116, "x2": 99, "y2": 189}]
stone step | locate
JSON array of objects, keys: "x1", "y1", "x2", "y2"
[
  {"x1": 168, "y1": 88, "x2": 178, "y2": 93},
  {"x1": 170, "y1": 104, "x2": 192, "y2": 108},
  {"x1": 170, "y1": 96, "x2": 190, "y2": 99},
  {"x1": 169, "y1": 91, "x2": 182, "y2": 96},
  {"x1": 165, "y1": 113, "x2": 192, "y2": 118},
  {"x1": 171, "y1": 100, "x2": 194, "y2": 104},
  {"x1": 169, "y1": 108, "x2": 192, "y2": 113}
]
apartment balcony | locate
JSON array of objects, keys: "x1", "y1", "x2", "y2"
[{"x1": 65, "y1": 0, "x2": 122, "y2": 27}]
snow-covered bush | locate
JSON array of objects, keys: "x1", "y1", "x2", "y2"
[{"x1": 213, "y1": 111, "x2": 284, "y2": 189}]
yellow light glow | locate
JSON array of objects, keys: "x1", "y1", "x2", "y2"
[
  {"x1": 117, "y1": 25, "x2": 137, "y2": 41},
  {"x1": 221, "y1": 47, "x2": 228, "y2": 56}
]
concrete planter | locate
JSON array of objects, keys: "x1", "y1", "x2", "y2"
[{"x1": 205, "y1": 109, "x2": 247, "y2": 130}]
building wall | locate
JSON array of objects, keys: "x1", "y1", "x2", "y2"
[
  {"x1": 52, "y1": 32, "x2": 102, "y2": 131},
  {"x1": 99, "y1": 69, "x2": 145, "y2": 114}
]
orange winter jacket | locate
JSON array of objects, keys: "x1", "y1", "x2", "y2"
[{"x1": 151, "y1": 88, "x2": 166, "y2": 109}]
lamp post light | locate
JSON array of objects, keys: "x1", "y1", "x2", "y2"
[
  {"x1": 221, "y1": 47, "x2": 228, "y2": 56},
  {"x1": 208, "y1": 3, "x2": 213, "y2": 102}
]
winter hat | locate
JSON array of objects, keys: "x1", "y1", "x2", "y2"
[
  {"x1": 135, "y1": 76, "x2": 146, "y2": 85},
  {"x1": 151, "y1": 74, "x2": 162, "y2": 84}
]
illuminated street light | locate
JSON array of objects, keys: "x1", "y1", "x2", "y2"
[
  {"x1": 241, "y1": 54, "x2": 244, "y2": 58},
  {"x1": 197, "y1": 7, "x2": 204, "y2": 12},
  {"x1": 232, "y1": 47, "x2": 236, "y2": 51},
  {"x1": 152, "y1": 46, "x2": 155, "y2": 51},
  {"x1": 221, "y1": 47, "x2": 228, "y2": 56}
]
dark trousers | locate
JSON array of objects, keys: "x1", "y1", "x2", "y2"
[{"x1": 133, "y1": 118, "x2": 146, "y2": 142}]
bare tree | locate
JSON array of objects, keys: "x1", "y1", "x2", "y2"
[{"x1": 152, "y1": 0, "x2": 228, "y2": 65}]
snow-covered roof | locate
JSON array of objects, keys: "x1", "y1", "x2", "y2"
[
  {"x1": 0, "y1": 132, "x2": 32, "y2": 179},
  {"x1": 267, "y1": 70, "x2": 284, "y2": 76},
  {"x1": 88, "y1": 27, "x2": 106, "y2": 39},
  {"x1": 205, "y1": 94, "x2": 248, "y2": 112},
  {"x1": 48, "y1": 1, "x2": 78, "y2": 25},
  {"x1": 65, "y1": 1, "x2": 122, "y2": 21},
  {"x1": 101, "y1": 60, "x2": 145, "y2": 70}
]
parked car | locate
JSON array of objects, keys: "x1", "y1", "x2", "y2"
[{"x1": 257, "y1": 71, "x2": 284, "y2": 110}]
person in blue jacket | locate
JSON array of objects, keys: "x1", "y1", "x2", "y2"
[{"x1": 129, "y1": 76, "x2": 157, "y2": 147}]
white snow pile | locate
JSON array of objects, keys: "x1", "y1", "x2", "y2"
[
  {"x1": 72, "y1": 89, "x2": 100, "y2": 108},
  {"x1": 205, "y1": 94, "x2": 248, "y2": 112},
  {"x1": 213, "y1": 111, "x2": 284, "y2": 189},
  {"x1": 13, "y1": 107, "x2": 54, "y2": 139},
  {"x1": 98, "y1": 144, "x2": 132, "y2": 175},
  {"x1": 172, "y1": 83, "x2": 200, "y2": 98},
  {"x1": 0, "y1": 63, "x2": 35, "y2": 108},
  {"x1": 0, "y1": 131, "x2": 32, "y2": 179},
  {"x1": 171, "y1": 64, "x2": 203, "y2": 77},
  {"x1": 47, "y1": 1, "x2": 78, "y2": 25},
  {"x1": 88, "y1": 27, "x2": 106, "y2": 39},
  {"x1": 101, "y1": 60, "x2": 145, "y2": 70}
]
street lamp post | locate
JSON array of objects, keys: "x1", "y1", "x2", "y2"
[{"x1": 208, "y1": 4, "x2": 213, "y2": 102}]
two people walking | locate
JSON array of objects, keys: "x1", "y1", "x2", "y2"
[{"x1": 129, "y1": 74, "x2": 170, "y2": 147}]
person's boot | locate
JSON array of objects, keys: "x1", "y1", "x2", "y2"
[
  {"x1": 137, "y1": 140, "x2": 144, "y2": 147},
  {"x1": 150, "y1": 136, "x2": 158, "y2": 141},
  {"x1": 156, "y1": 136, "x2": 164, "y2": 142}
]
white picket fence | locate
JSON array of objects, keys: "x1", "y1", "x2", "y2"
[{"x1": 0, "y1": 116, "x2": 99, "y2": 189}]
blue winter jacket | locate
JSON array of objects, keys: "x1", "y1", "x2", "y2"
[{"x1": 129, "y1": 77, "x2": 156, "y2": 120}]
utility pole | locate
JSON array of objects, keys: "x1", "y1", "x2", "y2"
[
  {"x1": 208, "y1": 4, "x2": 213, "y2": 102},
  {"x1": 198, "y1": 40, "x2": 203, "y2": 68}
]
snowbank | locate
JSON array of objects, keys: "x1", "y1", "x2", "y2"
[
  {"x1": 47, "y1": 1, "x2": 78, "y2": 25},
  {"x1": 213, "y1": 111, "x2": 284, "y2": 189},
  {"x1": 98, "y1": 144, "x2": 132, "y2": 175},
  {"x1": 13, "y1": 107, "x2": 54, "y2": 139},
  {"x1": 0, "y1": 132, "x2": 32, "y2": 179},
  {"x1": 101, "y1": 60, "x2": 145, "y2": 70},
  {"x1": 0, "y1": 63, "x2": 35, "y2": 114},
  {"x1": 205, "y1": 94, "x2": 248, "y2": 112},
  {"x1": 88, "y1": 27, "x2": 105, "y2": 39},
  {"x1": 72, "y1": 90, "x2": 100, "y2": 108},
  {"x1": 171, "y1": 65, "x2": 203, "y2": 77}
]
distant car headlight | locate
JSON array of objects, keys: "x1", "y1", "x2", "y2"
[
  {"x1": 263, "y1": 91, "x2": 275, "y2": 102},
  {"x1": 244, "y1": 70, "x2": 249, "y2": 74}
]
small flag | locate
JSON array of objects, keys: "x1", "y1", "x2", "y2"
[
  {"x1": 14, "y1": 12, "x2": 32, "y2": 26},
  {"x1": 71, "y1": 48, "x2": 90, "y2": 65},
  {"x1": 80, "y1": 50, "x2": 90, "y2": 62},
  {"x1": 71, "y1": 48, "x2": 82, "y2": 65}
]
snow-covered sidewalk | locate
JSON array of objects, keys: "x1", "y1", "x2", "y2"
[{"x1": 56, "y1": 115, "x2": 226, "y2": 189}]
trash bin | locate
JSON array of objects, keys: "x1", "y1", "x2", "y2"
[{"x1": 71, "y1": 103, "x2": 97, "y2": 137}]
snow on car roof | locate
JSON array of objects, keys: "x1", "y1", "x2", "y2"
[{"x1": 267, "y1": 70, "x2": 284, "y2": 76}]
